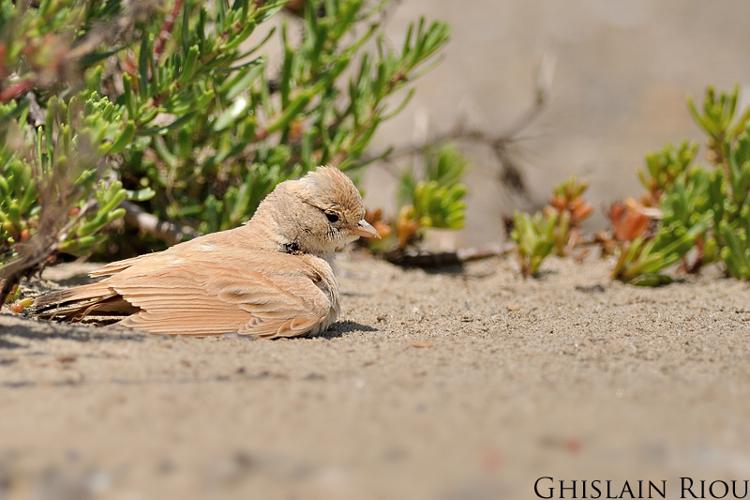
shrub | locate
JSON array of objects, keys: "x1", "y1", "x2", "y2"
[
  {"x1": 0, "y1": 0, "x2": 450, "y2": 298},
  {"x1": 613, "y1": 86, "x2": 750, "y2": 285}
]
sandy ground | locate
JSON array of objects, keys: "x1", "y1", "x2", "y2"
[{"x1": 0, "y1": 254, "x2": 749, "y2": 500}]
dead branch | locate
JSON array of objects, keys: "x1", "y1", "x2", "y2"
[
  {"x1": 383, "y1": 242, "x2": 515, "y2": 268},
  {"x1": 0, "y1": 78, "x2": 33, "y2": 103},
  {"x1": 364, "y1": 55, "x2": 556, "y2": 195},
  {"x1": 121, "y1": 200, "x2": 198, "y2": 245},
  {"x1": 153, "y1": 0, "x2": 184, "y2": 60},
  {"x1": 457, "y1": 242, "x2": 516, "y2": 262},
  {"x1": 25, "y1": 91, "x2": 45, "y2": 126},
  {"x1": 381, "y1": 230, "x2": 610, "y2": 270}
]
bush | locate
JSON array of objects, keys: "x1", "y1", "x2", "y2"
[
  {"x1": 613, "y1": 86, "x2": 750, "y2": 285},
  {"x1": 0, "y1": 0, "x2": 449, "y2": 271}
]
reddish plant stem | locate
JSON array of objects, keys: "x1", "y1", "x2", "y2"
[
  {"x1": 0, "y1": 79, "x2": 33, "y2": 103},
  {"x1": 153, "y1": 0, "x2": 184, "y2": 60}
]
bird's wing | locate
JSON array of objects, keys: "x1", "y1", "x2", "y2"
[
  {"x1": 89, "y1": 253, "x2": 156, "y2": 278},
  {"x1": 113, "y1": 254, "x2": 333, "y2": 338},
  {"x1": 88, "y1": 230, "x2": 236, "y2": 278}
]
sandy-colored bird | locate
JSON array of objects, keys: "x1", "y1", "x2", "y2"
[{"x1": 34, "y1": 166, "x2": 380, "y2": 338}]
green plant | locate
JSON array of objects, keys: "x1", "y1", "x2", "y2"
[
  {"x1": 545, "y1": 176, "x2": 593, "y2": 256},
  {"x1": 399, "y1": 144, "x2": 467, "y2": 226},
  {"x1": 638, "y1": 141, "x2": 698, "y2": 205},
  {"x1": 119, "y1": 0, "x2": 447, "y2": 238},
  {"x1": 716, "y1": 124, "x2": 750, "y2": 279},
  {"x1": 510, "y1": 210, "x2": 556, "y2": 278},
  {"x1": 364, "y1": 144, "x2": 468, "y2": 253},
  {"x1": 614, "y1": 86, "x2": 750, "y2": 284},
  {"x1": 0, "y1": 0, "x2": 450, "y2": 276},
  {"x1": 1, "y1": 94, "x2": 133, "y2": 260},
  {"x1": 688, "y1": 85, "x2": 750, "y2": 166},
  {"x1": 510, "y1": 176, "x2": 592, "y2": 277},
  {"x1": 612, "y1": 169, "x2": 713, "y2": 285}
]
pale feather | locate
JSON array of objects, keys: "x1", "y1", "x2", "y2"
[
  {"x1": 33, "y1": 166, "x2": 368, "y2": 338},
  {"x1": 117, "y1": 264, "x2": 335, "y2": 338},
  {"x1": 37, "y1": 246, "x2": 339, "y2": 338}
]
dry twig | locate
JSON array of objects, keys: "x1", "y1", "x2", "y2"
[
  {"x1": 366, "y1": 55, "x2": 556, "y2": 195},
  {"x1": 121, "y1": 201, "x2": 198, "y2": 245}
]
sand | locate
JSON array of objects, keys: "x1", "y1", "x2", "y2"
[{"x1": 1, "y1": 253, "x2": 749, "y2": 500}]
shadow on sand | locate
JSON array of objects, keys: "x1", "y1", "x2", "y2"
[
  {"x1": 317, "y1": 320, "x2": 378, "y2": 339},
  {"x1": 0, "y1": 314, "x2": 145, "y2": 349}
]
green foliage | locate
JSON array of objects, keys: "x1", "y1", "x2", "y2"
[
  {"x1": 719, "y1": 213, "x2": 750, "y2": 279},
  {"x1": 114, "y1": 0, "x2": 447, "y2": 235},
  {"x1": 362, "y1": 144, "x2": 467, "y2": 253},
  {"x1": 615, "y1": 87, "x2": 750, "y2": 285},
  {"x1": 510, "y1": 210, "x2": 556, "y2": 278},
  {"x1": 0, "y1": 94, "x2": 131, "y2": 260},
  {"x1": 638, "y1": 141, "x2": 698, "y2": 200},
  {"x1": 613, "y1": 173, "x2": 711, "y2": 286},
  {"x1": 688, "y1": 85, "x2": 750, "y2": 164},
  {"x1": 716, "y1": 123, "x2": 750, "y2": 279},
  {"x1": 511, "y1": 176, "x2": 592, "y2": 277},
  {"x1": 0, "y1": 0, "x2": 450, "y2": 266},
  {"x1": 399, "y1": 145, "x2": 468, "y2": 230},
  {"x1": 551, "y1": 176, "x2": 587, "y2": 202},
  {"x1": 0, "y1": 147, "x2": 36, "y2": 253}
]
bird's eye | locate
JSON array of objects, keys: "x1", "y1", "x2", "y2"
[{"x1": 325, "y1": 211, "x2": 339, "y2": 223}]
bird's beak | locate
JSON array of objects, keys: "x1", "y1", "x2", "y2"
[{"x1": 352, "y1": 219, "x2": 381, "y2": 239}]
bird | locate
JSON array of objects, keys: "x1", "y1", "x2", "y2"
[{"x1": 33, "y1": 166, "x2": 380, "y2": 338}]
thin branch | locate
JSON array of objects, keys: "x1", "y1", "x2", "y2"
[
  {"x1": 362, "y1": 55, "x2": 556, "y2": 195},
  {"x1": 457, "y1": 242, "x2": 516, "y2": 262},
  {"x1": 364, "y1": 119, "x2": 535, "y2": 194},
  {"x1": 153, "y1": 0, "x2": 184, "y2": 60},
  {"x1": 0, "y1": 79, "x2": 33, "y2": 103},
  {"x1": 25, "y1": 91, "x2": 45, "y2": 126},
  {"x1": 121, "y1": 200, "x2": 197, "y2": 246},
  {"x1": 382, "y1": 242, "x2": 515, "y2": 268},
  {"x1": 380, "y1": 231, "x2": 610, "y2": 270}
]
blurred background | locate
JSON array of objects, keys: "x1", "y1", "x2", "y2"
[{"x1": 365, "y1": 0, "x2": 750, "y2": 245}]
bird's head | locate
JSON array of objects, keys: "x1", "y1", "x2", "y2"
[{"x1": 254, "y1": 166, "x2": 379, "y2": 256}]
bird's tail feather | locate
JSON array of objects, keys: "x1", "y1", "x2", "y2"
[{"x1": 33, "y1": 282, "x2": 137, "y2": 321}]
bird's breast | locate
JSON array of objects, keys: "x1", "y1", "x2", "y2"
[{"x1": 302, "y1": 254, "x2": 340, "y2": 321}]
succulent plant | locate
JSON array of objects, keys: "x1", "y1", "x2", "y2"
[
  {"x1": 0, "y1": 0, "x2": 450, "y2": 288},
  {"x1": 614, "y1": 87, "x2": 750, "y2": 285}
]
